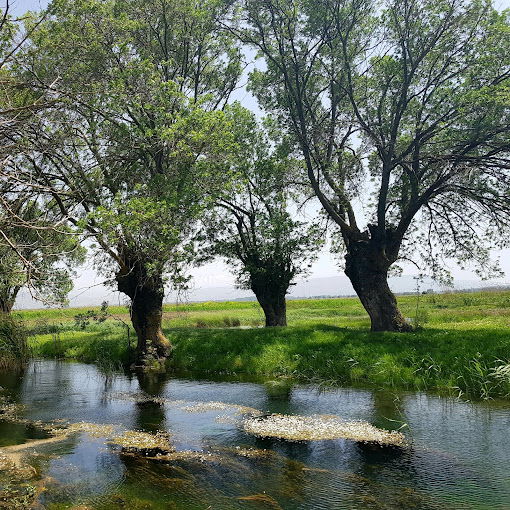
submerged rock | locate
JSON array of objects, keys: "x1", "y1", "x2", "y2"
[{"x1": 242, "y1": 414, "x2": 407, "y2": 446}]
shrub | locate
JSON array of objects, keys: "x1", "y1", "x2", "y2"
[{"x1": 0, "y1": 314, "x2": 29, "y2": 369}]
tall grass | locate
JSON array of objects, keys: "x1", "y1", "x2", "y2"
[
  {"x1": 24, "y1": 289, "x2": 510, "y2": 399},
  {"x1": 0, "y1": 313, "x2": 29, "y2": 369}
]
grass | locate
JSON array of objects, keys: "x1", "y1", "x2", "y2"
[{"x1": 20, "y1": 290, "x2": 510, "y2": 399}]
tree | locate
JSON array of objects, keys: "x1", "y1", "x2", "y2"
[
  {"x1": 236, "y1": 0, "x2": 510, "y2": 331},
  {"x1": 0, "y1": 2, "x2": 49, "y2": 169},
  {"x1": 8, "y1": 0, "x2": 244, "y2": 362},
  {"x1": 0, "y1": 3, "x2": 81, "y2": 313},
  {"x1": 0, "y1": 199, "x2": 84, "y2": 313},
  {"x1": 206, "y1": 114, "x2": 322, "y2": 326}
]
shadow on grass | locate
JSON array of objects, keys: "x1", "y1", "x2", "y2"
[{"x1": 167, "y1": 324, "x2": 510, "y2": 397}]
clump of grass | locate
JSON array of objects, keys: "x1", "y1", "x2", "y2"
[
  {"x1": 454, "y1": 355, "x2": 510, "y2": 399},
  {"x1": 222, "y1": 317, "x2": 241, "y2": 327},
  {"x1": 30, "y1": 322, "x2": 132, "y2": 366},
  {"x1": 0, "y1": 314, "x2": 29, "y2": 369}
]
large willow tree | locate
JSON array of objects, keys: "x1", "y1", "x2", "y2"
[
  {"x1": 10, "y1": 0, "x2": 244, "y2": 362},
  {"x1": 205, "y1": 111, "x2": 322, "y2": 326},
  {"x1": 238, "y1": 0, "x2": 510, "y2": 331}
]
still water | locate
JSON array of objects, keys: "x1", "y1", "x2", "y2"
[{"x1": 0, "y1": 359, "x2": 509, "y2": 509}]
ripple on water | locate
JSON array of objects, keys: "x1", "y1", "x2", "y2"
[{"x1": 0, "y1": 359, "x2": 508, "y2": 509}]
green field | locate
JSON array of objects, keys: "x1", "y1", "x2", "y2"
[{"x1": 17, "y1": 290, "x2": 510, "y2": 399}]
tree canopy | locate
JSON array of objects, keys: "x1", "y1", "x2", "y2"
[
  {"x1": 1, "y1": 0, "x2": 509, "y2": 343},
  {"x1": 0, "y1": 200, "x2": 84, "y2": 312}
]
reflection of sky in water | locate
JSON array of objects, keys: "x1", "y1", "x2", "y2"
[
  {"x1": 0, "y1": 360, "x2": 509, "y2": 509},
  {"x1": 43, "y1": 437, "x2": 125, "y2": 507}
]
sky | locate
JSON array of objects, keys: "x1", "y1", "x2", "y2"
[{"x1": 8, "y1": 0, "x2": 510, "y2": 307}]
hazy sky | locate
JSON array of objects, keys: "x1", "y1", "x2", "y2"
[{"x1": 8, "y1": 0, "x2": 510, "y2": 305}]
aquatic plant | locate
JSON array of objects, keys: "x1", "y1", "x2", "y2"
[
  {"x1": 58, "y1": 422, "x2": 116, "y2": 438},
  {"x1": 110, "y1": 430, "x2": 173, "y2": 455},
  {"x1": 242, "y1": 414, "x2": 407, "y2": 446},
  {"x1": 180, "y1": 401, "x2": 260, "y2": 416}
]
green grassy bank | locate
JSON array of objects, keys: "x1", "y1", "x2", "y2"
[{"x1": 20, "y1": 290, "x2": 510, "y2": 399}]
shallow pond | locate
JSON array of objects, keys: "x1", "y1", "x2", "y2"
[{"x1": 0, "y1": 359, "x2": 509, "y2": 509}]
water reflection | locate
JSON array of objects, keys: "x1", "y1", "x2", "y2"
[
  {"x1": 0, "y1": 360, "x2": 508, "y2": 509},
  {"x1": 134, "y1": 371, "x2": 167, "y2": 433}
]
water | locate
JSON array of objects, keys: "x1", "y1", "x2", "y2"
[{"x1": 0, "y1": 360, "x2": 509, "y2": 509}]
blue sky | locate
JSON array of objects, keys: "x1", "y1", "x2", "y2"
[{"x1": 8, "y1": 0, "x2": 510, "y2": 305}]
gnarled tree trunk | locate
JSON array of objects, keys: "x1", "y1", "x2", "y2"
[
  {"x1": 344, "y1": 238, "x2": 411, "y2": 332},
  {"x1": 0, "y1": 297, "x2": 13, "y2": 314},
  {"x1": 252, "y1": 286, "x2": 287, "y2": 327},
  {"x1": 116, "y1": 261, "x2": 171, "y2": 363},
  {"x1": 0, "y1": 286, "x2": 20, "y2": 314}
]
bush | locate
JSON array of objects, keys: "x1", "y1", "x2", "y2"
[{"x1": 0, "y1": 314, "x2": 29, "y2": 368}]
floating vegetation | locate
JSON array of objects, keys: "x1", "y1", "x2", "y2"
[
  {"x1": 231, "y1": 446, "x2": 276, "y2": 459},
  {"x1": 180, "y1": 401, "x2": 260, "y2": 416},
  {"x1": 61, "y1": 422, "x2": 116, "y2": 438},
  {"x1": 181, "y1": 401, "x2": 235, "y2": 413},
  {"x1": 109, "y1": 392, "x2": 174, "y2": 405},
  {"x1": 0, "y1": 399, "x2": 24, "y2": 421},
  {"x1": 0, "y1": 447, "x2": 41, "y2": 509},
  {"x1": 0, "y1": 482, "x2": 38, "y2": 509},
  {"x1": 242, "y1": 414, "x2": 407, "y2": 446},
  {"x1": 110, "y1": 430, "x2": 173, "y2": 455},
  {"x1": 146, "y1": 450, "x2": 222, "y2": 463},
  {"x1": 111, "y1": 392, "x2": 262, "y2": 417}
]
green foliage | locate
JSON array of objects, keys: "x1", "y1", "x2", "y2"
[
  {"x1": 204, "y1": 115, "x2": 323, "y2": 299},
  {"x1": 15, "y1": 0, "x2": 246, "y2": 291},
  {"x1": 0, "y1": 314, "x2": 29, "y2": 368},
  {"x1": 0, "y1": 201, "x2": 85, "y2": 312},
  {"x1": 241, "y1": 0, "x2": 510, "y2": 329},
  {"x1": 27, "y1": 290, "x2": 510, "y2": 398},
  {"x1": 74, "y1": 300, "x2": 109, "y2": 330}
]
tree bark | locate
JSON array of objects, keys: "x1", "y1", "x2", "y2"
[
  {"x1": 344, "y1": 240, "x2": 411, "y2": 332},
  {"x1": 253, "y1": 290, "x2": 287, "y2": 327},
  {"x1": 116, "y1": 262, "x2": 171, "y2": 363},
  {"x1": 0, "y1": 298, "x2": 13, "y2": 314},
  {"x1": 0, "y1": 287, "x2": 19, "y2": 314}
]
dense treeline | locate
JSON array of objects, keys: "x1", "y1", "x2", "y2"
[{"x1": 0, "y1": 0, "x2": 509, "y2": 366}]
